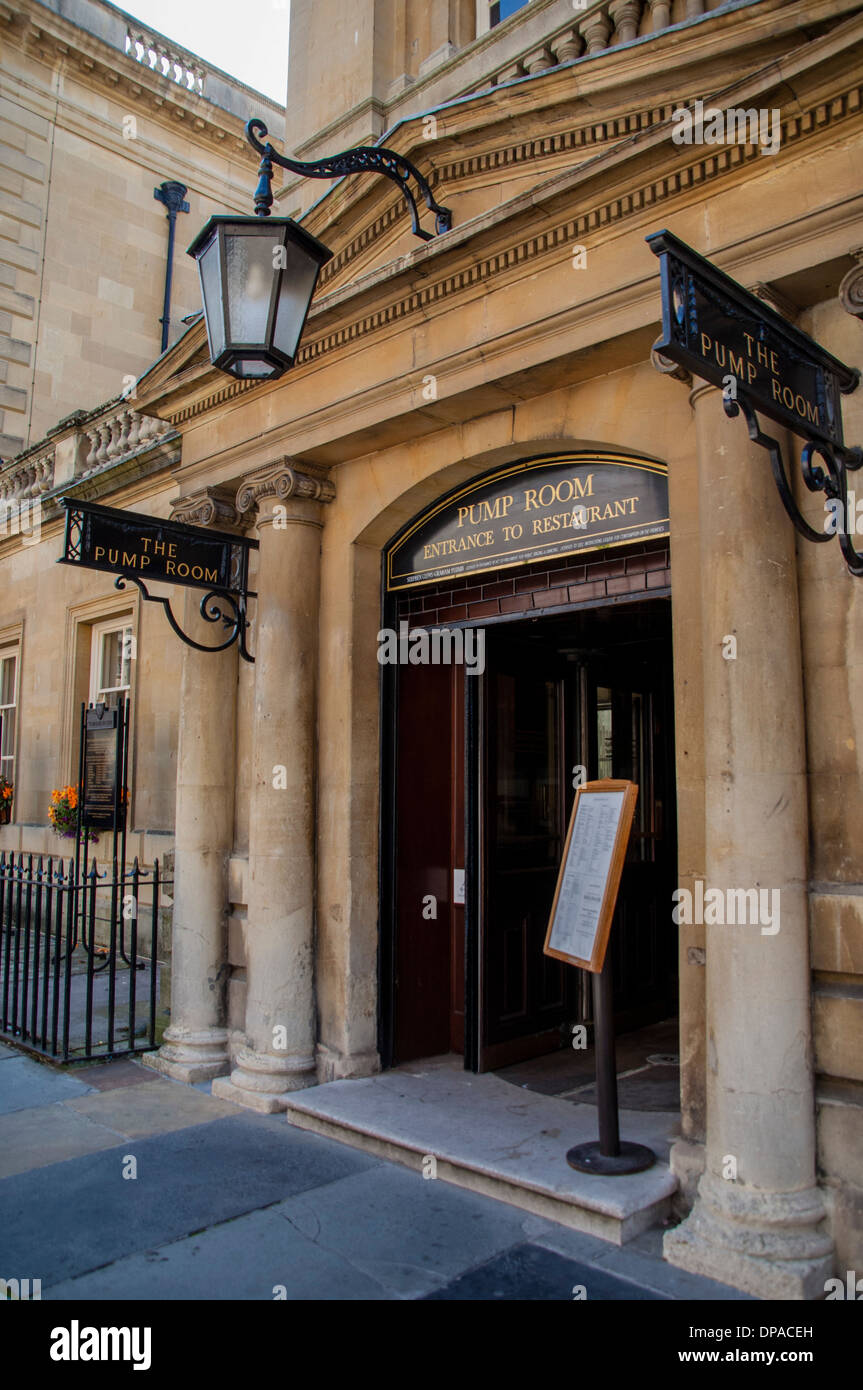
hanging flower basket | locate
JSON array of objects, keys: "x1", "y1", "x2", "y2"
[
  {"x1": 0, "y1": 777, "x2": 12, "y2": 825},
  {"x1": 48, "y1": 786, "x2": 99, "y2": 844}
]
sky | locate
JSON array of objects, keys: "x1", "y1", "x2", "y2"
[{"x1": 120, "y1": 0, "x2": 291, "y2": 104}]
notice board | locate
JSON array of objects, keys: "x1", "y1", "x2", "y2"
[{"x1": 543, "y1": 780, "x2": 638, "y2": 973}]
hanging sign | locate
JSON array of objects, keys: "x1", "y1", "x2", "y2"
[
  {"x1": 387, "y1": 453, "x2": 668, "y2": 590},
  {"x1": 647, "y1": 229, "x2": 858, "y2": 450},
  {"x1": 58, "y1": 498, "x2": 257, "y2": 595},
  {"x1": 543, "y1": 780, "x2": 638, "y2": 973}
]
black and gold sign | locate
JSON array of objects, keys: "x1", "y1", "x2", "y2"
[
  {"x1": 82, "y1": 704, "x2": 123, "y2": 831},
  {"x1": 647, "y1": 229, "x2": 858, "y2": 450},
  {"x1": 59, "y1": 498, "x2": 255, "y2": 595},
  {"x1": 387, "y1": 453, "x2": 668, "y2": 590}
]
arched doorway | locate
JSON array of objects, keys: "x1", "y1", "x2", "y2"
[{"x1": 379, "y1": 451, "x2": 677, "y2": 1073}]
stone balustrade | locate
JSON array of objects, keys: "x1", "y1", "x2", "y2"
[
  {"x1": 124, "y1": 26, "x2": 206, "y2": 96},
  {"x1": 0, "y1": 400, "x2": 176, "y2": 507},
  {"x1": 0, "y1": 449, "x2": 54, "y2": 504},
  {"x1": 79, "y1": 403, "x2": 172, "y2": 479},
  {"x1": 482, "y1": 0, "x2": 703, "y2": 91}
]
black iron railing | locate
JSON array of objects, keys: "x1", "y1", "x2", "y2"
[{"x1": 0, "y1": 852, "x2": 166, "y2": 1062}]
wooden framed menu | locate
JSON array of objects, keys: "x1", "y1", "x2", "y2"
[{"x1": 543, "y1": 779, "x2": 638, "y2": 973}]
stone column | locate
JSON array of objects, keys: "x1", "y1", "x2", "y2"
[
  {"x1": 143, "y1": 487, "x2": 244, "y2": 1083},
  {"x1": 663, "y1": 384, "x2": 833, "y2": 1299},
  {"x1": 212, "y1": 460, "x2": 334, "y2": 1111}
]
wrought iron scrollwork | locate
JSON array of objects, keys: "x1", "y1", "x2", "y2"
[
  {"x1": 245, "y1": 118, "x2": 452, "y2": 242},
  {"x1": 723, "y1": 392, "x2": 863, "y2": 576},
  {"x1": 114, "y1": 575, "x2": 255, "y2": 661}
]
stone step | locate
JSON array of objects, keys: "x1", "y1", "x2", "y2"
[{"x1": 283, "y1": 1055, "x2": 678, "y2": 1245}]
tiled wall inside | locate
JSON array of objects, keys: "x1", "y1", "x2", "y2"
[{"x1": 395, "y1": 539, "x2": 670, "y2": 628}]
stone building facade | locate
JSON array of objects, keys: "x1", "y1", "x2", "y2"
[
  {"x1": 0, "y1": 0, "x2": 284, "y2": 455},
  {"x1": 1, "y1": 0, "x2": 862, "y2": 1300}
]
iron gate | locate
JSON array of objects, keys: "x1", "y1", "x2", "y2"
[{"x1": 0, "y1": 852, "x2": 165, "y2": 1062}]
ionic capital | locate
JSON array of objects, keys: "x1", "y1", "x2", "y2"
[
  {"x1": 170, "y1": 485, "x2": 244, "y2": 532},
  {"x1": 651, "y1": 346, "x2": 691, "y2": 385},
  {"x1": 839, "y1": 248, "x2": 863, "y2": 320},
  {"x1": 236, "y1": 459, "x2": 336, "y2": 517}
]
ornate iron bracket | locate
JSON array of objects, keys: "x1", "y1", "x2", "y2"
[
  {"x1": 114, "y1": 575, "x2": 255, "y2": 662},
  {"x1": 245, "y1": 118, "x2": 452, "y2": 242},
  {"x1": 723, "y1": 391, "x2": 863, "y2": 576}
]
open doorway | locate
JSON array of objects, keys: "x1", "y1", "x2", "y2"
[{"x1": 382, "y1": 596, "x2": 677, "y2": 1076}]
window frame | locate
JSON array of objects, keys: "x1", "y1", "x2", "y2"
[
  {"x1": 0, "y1": 640, "x2": 20, "y2": 790},
  {"x1": 89, "y1": 618, "x2": 134, "y2": 710}
]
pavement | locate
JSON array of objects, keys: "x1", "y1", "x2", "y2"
[{"x1": 0, "y1": 1043, "x2": 751, "y2": 1301}]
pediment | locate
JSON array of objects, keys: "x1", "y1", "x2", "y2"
[
  {"x1": 300, "y1": 0, "x2": 863, "y2": 294},
  {"x1": 133, "y1": 0, "x2": 863, "y2": 429}
]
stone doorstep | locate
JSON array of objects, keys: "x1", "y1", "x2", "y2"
[{"x1": 282, "y1": 1058, "x2": 679, "y2": 1246}]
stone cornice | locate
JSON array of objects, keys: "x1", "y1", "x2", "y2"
[{"x1": 236, "y1": 461, "x2": 336, "y2": 515}]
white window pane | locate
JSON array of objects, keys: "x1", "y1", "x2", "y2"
[
  {"x1": 0, "y1": 655, "x2": 15, "y2": 707},
  {"x1": 0, "y1": 707, "x2": 14, "y2": 758},
  {"x1": 99, "y1": 629, "x2": 131, "y2": 693}
]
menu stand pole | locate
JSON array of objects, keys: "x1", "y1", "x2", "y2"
[{"x1": 566, "y1": 957, "x2": 656, "y2": 1175}]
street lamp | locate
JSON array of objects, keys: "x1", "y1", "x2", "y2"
[
  {"x1": 189, "y1": 118, "x2": 452, "y2": 383},
  {"x1": 187, "y1": 215, "x2": 332, "y2": 381}
]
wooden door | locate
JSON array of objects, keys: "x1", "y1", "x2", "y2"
[{"x1": 392, "y1": 661, "x2": 465, "y2": 1063}]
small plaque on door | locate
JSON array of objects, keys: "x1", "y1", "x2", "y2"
[{"x1": 452, "y1": 869, "x2": 465, "y2": 905}]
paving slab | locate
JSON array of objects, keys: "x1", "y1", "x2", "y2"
[
  {"x1": 283, "y1": 1055, "x2": 678, "y2": 1243},
  {"x1": 423, "y1": 1242, "x2": 665, "y2": 1300},
  {"x1": 44, "y1": 1206, "x2": 392, "y2": 1302},
  {"x1": 0, "y1": 1042, "x2": 20, "y2": 1058},
  {"x1": 521, "y1": 1215, "x2": 753, "y2": 1300},
  {"x1": 0, "y1": 1102, "x2": 122, "y2": 1178},
  {"x1": 271, "y1": 1162, "x2": 538, "y2": 1298},
  {"x1": 0, "y1": 1055, "x2": 95, "y2": 1114},
  {"x1": 0, "y1": 1112, "x2": 380, "y2": 1286},
  {"x1": 65, "y1": 1077, "x2": 242, "y2": 1137},
  {"x1": 73, "y1": 1058, "x2": 156, "y2": 1091}
]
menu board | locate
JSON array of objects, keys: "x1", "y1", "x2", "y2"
[
  {"x1": 83, "y1": 707, "x2": 120, "y2": 830},
  {"x1": 543, "y1": 780, "x2": 638, "y2": 972}
]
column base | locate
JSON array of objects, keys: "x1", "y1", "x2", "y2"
[
  {"x1": 142, "y1": 1027, "x2": 230, "y2": 1084},
  {"x1": 211, "y1": 1046, "x2": 317, "y2": 1113},
  {"x1": 664, "y1": 1171, "x2": 834, "y2": 1300},
  {"x1": 668, "y1": 1136, "x2": 706, "y2": 1215},
  {"x1": 316, "y1": 1043, "x2": 380, "y2": 1084}
]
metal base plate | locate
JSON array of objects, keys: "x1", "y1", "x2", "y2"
[{"x1": 566, "y1": 1140, "x2": 656, "y2": 1175}]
